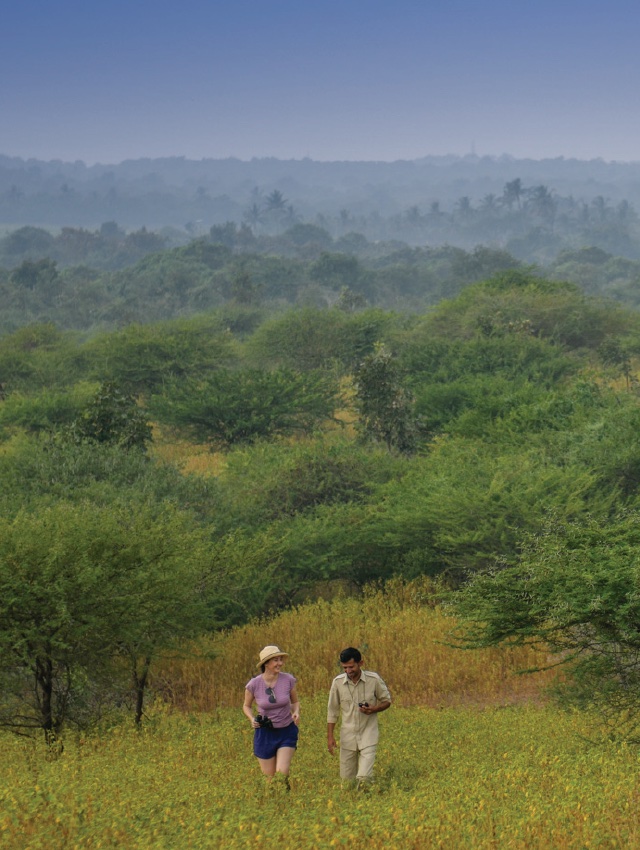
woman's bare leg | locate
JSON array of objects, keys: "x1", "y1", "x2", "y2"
[
  {"x1": 257, "y1": 756, "x2": 277, "y2": 778},
  {"x1": 275, "y1": 746, "x2": 295, "y2": 776}
]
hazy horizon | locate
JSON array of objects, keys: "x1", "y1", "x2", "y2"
[
  {"x1": 3, "y1": 151, "x2": 639, "y2": 169},
  {"x1": 3, "y1": 0, "x2": 640, "y2": 167}
]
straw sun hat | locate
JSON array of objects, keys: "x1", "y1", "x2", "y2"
[{"x1": 257, "y1": 645, "x2": 289, "y2": 668}]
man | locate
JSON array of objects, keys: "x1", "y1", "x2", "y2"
[{"x1": 327, "y1": 646, "x2": 391, "y2": 787}]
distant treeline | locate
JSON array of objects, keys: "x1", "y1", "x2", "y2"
[{"x1": 3, "y1": 153, "x2": 640, "y2": 263}]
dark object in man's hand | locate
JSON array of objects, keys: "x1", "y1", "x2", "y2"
[{"x1": 358, "y1": 702, "x2": 369, "y2": 708}]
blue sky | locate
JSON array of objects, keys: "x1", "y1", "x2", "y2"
[{"x1": 3, "y1": 0, "x2": 640, "y2": 165}]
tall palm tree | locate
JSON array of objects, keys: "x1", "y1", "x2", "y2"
[
  {"x1": 503, "y1": 178, "x2": 523, "y2": 210},
  {"x1": 265, "y1": 189, "x2": 287, "y2": 211},
  {"x1": 526, "y1": 185, "x2": 557, "y2": 227}
]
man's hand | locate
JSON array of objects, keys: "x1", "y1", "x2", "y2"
[
  {"x1": 360, "y1": 699, "x2": 390, "y2": 715},
  {"x1": 327, "y1": 734, "x2": 337, "y2": 755}
]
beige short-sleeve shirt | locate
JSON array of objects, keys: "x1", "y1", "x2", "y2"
[{"x1": 327, "y1": 670, "x2": 391, "y2": 751}]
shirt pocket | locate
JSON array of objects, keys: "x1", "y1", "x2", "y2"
[
  {"x1": 364, "y1": 688, "x2": 378, "y2": 707},
  {"x1": 340, "y1": 693, "x2": 353, "y2": 709}
]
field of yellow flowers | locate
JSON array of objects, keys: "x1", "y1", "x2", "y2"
[{"x1": 3, "y1": 581, "x2": 640, "y2": 849}]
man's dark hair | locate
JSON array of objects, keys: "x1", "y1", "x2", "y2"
[{"x1": 339, "y1": 647, "x2": 362, "y2": 663}]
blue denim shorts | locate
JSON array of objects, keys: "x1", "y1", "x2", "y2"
[{"x1": 253, "y1": 722, "x2": 299, "y2": 759}]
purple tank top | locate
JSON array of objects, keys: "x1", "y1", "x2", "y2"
[{"x1": 245, "y1": 672, "x2": 297, "y2": 728}]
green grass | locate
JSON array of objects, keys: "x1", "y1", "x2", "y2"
[{"x1": 2, "y1": 697, "x2": 640, "y2": 849}]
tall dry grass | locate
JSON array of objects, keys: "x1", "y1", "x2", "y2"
[{"x1": 153, "y1": 577, "x2": 557, "y2": 712}]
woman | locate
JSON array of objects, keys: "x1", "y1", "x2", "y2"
[{"x1": 243, "y1": 645, "x2": 300, "y2": 784}]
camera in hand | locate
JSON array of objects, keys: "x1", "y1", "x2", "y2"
[
  {"x1": 358, "y1": 702, "x2": 369, "y2": 708},
  {"x1": 256, "y1": 714, "x2": 273, "y2": 728}
]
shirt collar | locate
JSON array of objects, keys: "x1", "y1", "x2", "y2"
[{"x1": 341, "y1": 670, "x2": 368, "y2": 686}]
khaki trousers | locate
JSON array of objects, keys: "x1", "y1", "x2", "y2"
[{"x1": 339, "y1": 744, "x2": 377, "y2": 782}]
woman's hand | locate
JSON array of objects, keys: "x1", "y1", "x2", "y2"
[{"x1": 290, "y1": 692, "x2": 300, "y2": 726}]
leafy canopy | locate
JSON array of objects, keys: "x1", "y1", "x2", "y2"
[
  {"x1": 453, "y1": 511, "x2": 640, "y2": 741},
  {"x1": 149, "y1": 368, "x2": 339, "y2": 448}
]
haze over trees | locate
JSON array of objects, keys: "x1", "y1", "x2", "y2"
[
  {"x1": 3, "y1": 155, "x2": 640, "y2": 341},
  {"x1": 3, "y1": 153, "x2": 640, "y2": 265}
]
